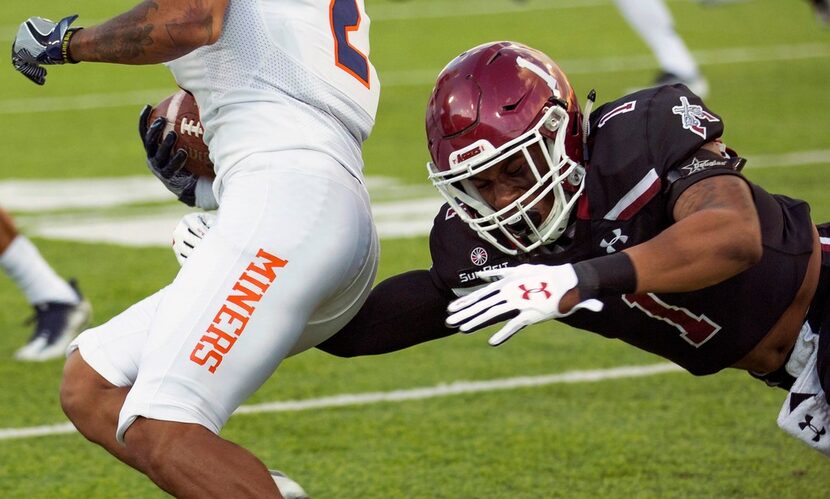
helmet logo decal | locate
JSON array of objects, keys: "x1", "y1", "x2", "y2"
[
  {"x1": 456, "y1": 145, "x2": 484, "y2": 164},
  {"x1": 470, "y1": 247, "x2": 489, "y2": 266},
  {"x1": 449, "y1": 140, "x2": 496, "y2": 167},
  {"x1": 671, "y1": 96, "x2": 720, "y2": 140},
  {"x1": 516, "y1": 56, "x2": 560, "y2": 99}
]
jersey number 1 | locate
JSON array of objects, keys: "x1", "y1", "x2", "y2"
[
  {"x1": 622, "y1": 293, "x2": 721, "y2": 347},
  {"x1": 330, "y1": 0, "x2": 370, "y2": 88}
]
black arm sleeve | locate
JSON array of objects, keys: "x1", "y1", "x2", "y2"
[{"x1": 316, "y1": 270, "x2": 457, "y2": 357}]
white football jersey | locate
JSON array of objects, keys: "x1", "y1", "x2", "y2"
[{"x1": 166, "y1": 0, "x2": 380, "y2": 181}]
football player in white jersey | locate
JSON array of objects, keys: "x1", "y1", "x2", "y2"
[{"x1": 13, "y1": 1, "x2": 380, "y2": 497}]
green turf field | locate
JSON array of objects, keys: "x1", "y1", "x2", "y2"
[{"x1": 1, "y1": 0, "x2": 829, "y2": 497}]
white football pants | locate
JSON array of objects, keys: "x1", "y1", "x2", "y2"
[{"x1": 70, "y1": 150, "x2": 378, "y2": 441}]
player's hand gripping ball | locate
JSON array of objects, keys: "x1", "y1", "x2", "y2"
[{"x1": 144, "y1": 90, "x2": 214, "y2": 178}]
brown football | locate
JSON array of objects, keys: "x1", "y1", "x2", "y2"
[{"x1": 147, "y1": 89, "x2": 215, "y2": 178}]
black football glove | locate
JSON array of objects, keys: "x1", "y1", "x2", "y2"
[
  {"x1": 139, "y1": 105, "x2": 197, "y2": 207},
  {"x1": 12, "y1": 15, "x2": 82, "y2": 85}
]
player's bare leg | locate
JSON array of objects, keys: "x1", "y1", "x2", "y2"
[
  {"x1": 124, "y1": 418, "x2": 281, "y2": 498},
  {"x1": 61, "y1": 351, "x2": 283, "y2": 498},
  {"x1": 60, "y1": 351, "x2": 142, "y2": 469}
]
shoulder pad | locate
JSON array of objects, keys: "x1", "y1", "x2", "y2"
[{"x1": 582, "y1": 85, "x2": 725, "y2": 221}]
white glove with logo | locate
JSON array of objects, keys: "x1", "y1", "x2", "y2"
[
  {"x1": 172, "y1": 212, "x2": 216, "y2": 266},
  {"x1": 446, "y1": 263, "x2": 604, "y2": 346}
]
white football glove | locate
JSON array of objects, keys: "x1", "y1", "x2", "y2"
[
  {"x1": 446, "y1": 263, "x2": 604, "y2": 346},
  {"x1": 172, "y1": 212, "x2": 215, "y2": 266}
]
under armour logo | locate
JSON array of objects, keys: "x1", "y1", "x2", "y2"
[
  {"x1": 671, "y1": 96, "x2": 720, "y2": 140},
  {"x1": 519, "y1": 283, "x2": 551, "y2": 300},
  {"x1": 179, "y1": 118, "x2": 204, "y2": 138},
  {"x1": 600, "y1": 229, "x2": 628, "y2": 254},
  {"x1": 798, "y1": 414, "x2": 826, "y2": 442}
]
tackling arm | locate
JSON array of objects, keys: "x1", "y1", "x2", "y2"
[
  {"x1": 69, "y1": 0, "x2": 228, "y2": 64},
  {"x1": 623, "y1": 173, "x2": 761, "y2": 293},
  {"x1": 317, "y1": 270, "x2": 457, "y2": 357},
  {"x1": 561, "y1": 143, "x2": 761, "y2": 310}
]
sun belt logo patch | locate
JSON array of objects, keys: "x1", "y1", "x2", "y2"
[
  {"x1": 671, "y1": 96, "x2": 720, "y2": 140},
  {"x1": 470, "y1": 247, "x2": 488, "y2": 266}
]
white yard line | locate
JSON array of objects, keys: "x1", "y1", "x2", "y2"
[
  {"x1": 3, "y1": 147, "x2": 828, "y2": 247},
  {"x1": 364, "y1": 0, "x2": 613, "y2": 21},
  {"x1": 745, "y1": 150, "x2": 830, "y2": 169},
  {"x1": 0, "y1": 362, "x2": 682, "y2": 441},
  {"x1": 0, "y1": 0, "x2": 655, "y2": 41},
  {"x1": 2, "y1": 42, "x2": 828, "y2": 114},
  {"x1": 0, "y1": 0, "x2": 750, "y2": 38},
  {"x1": 4, "y1": 149, "x2": 826, "y2": 212}
]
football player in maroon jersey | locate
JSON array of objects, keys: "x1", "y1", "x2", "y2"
[{"x1": 318, "y1": 41, "x2": 830, "y2": 456}]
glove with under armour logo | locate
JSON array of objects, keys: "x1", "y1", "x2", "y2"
[
  {"x1": 172, "y1": 212, "x2": 216, "y2": 266},
  {"x1": 12, "y1": 15, "x2": 82, "y2": 85},
  {"x1": 139, "y1": 105, "x2": 197, "y2": 207},
  {"x1": 446, "y1": 263, "x2": 604, "y2": 346}
]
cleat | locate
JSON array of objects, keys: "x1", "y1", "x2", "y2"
[
  {"x1": 15, "y1": 279, "x2": 92, "y2": 361},
  {"x1": 269, "y1": 470, "x2": 310, "y2": 499},
  {"x1": 811, "y1": 0, "x2": 830, "y2": 26},
  {"x1": 652, "y1": 71, "x2": 710, "y2": 99}
]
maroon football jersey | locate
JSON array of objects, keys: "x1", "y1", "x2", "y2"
[{"x1": 428, "y1": 85, "x2": 814, "y2": 375}]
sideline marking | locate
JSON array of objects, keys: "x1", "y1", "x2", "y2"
[{"x1": 0, "y1": 363, "x2": 682, "y2": 441}]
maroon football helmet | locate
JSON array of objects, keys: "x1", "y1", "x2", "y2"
[{"x1": 426, "y1": 41, "x2": 585, "y2": 254}]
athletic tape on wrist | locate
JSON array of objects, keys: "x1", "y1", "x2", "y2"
[
  {"x1": 572, "y1": 252, "x2": 637, "y2": 299},
  {"x1": 62, "y1": 28, "x2": 82, "y2": 64}
]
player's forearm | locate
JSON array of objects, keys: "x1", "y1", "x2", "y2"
[
  {"x1": 564, "y1": 175, "x2": 762, "y2": 311},
  {"x1": 68, "y1": 0, "x2": 227, "y2": 64},
  {"x1": 625, "y1": 208, "x2": 762, "y2": 294}
]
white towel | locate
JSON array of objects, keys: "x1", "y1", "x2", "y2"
[{"x1": 777, "y1": 322, "x2": 830, "y2": 455}]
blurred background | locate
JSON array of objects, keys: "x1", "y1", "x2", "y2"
[{"x1": 0, "y1": 0, "x2": 828, "y2": 496}]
